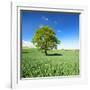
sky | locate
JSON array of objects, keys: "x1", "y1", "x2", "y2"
[{"x1": 21, "y1": 10, "x2": 80, "y2": 49}]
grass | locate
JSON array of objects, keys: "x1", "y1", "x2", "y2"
[{"x1": 21, "y1": 48, "x2": 80, "y2": 78}]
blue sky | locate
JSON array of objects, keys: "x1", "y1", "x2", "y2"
[{"x1": 21, "y1": 10, "x2": 80, "y2": 49}]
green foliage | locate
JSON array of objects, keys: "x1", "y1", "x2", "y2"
[
  {"x1": 21, "y1": 48, "x2": 80, "y2": 78},
  {"x1": 32, "y1": 26, "x2": 60, "y2": 55}
]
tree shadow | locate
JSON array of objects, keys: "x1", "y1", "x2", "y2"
[{"x1": 47, "y1": 53, "x2": 63, "y2": 56}]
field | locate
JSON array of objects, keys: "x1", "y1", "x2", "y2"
[{"x1": 21, "y1": 48, "x2": 80, "y2": 78}]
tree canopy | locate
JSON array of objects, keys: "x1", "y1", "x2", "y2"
[{"x1": 32, "y1": 26, "x2": 60, "y2": 55}]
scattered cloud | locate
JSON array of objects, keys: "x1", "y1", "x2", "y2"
[
  {"x1": 39, "y1": 24, "x2": 43, "y2": 28},
  {"x1": 22, "y1": 40, "x2": 36, "y2": 48},
  {"x1": 57, "y1": 30, "x2": 61, "y2": 33},
  {"x1": 42, "y1": 16, "x2": 48, "y2": 21}
]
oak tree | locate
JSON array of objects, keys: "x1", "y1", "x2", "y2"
[{"x1": 32, "y1": 26, "x2": 60, "y2": 55}]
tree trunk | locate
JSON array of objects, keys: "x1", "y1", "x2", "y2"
[{"x1": 45, "y1": 50, "x2": 47, "y2": 56}]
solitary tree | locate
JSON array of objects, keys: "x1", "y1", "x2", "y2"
[{"x1": 32, "y1": 26, "x2": 60, "y2": 55}]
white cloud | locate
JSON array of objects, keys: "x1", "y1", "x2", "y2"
[
  {"x1": 57, "y1": 30, "x2": 61, "y2": 33},
  {"x1": 57, "y1": 41, "x2": 79, "y2": 50},
  {"x1": 39, "y1": 24, "x2": 43, "y2": 28},
  {"x1": 42, "y1": 16, "x2": 48, "y2": 21},
  {"x1": 22, "y1": 40, "x2": 36, "y2": 48}
]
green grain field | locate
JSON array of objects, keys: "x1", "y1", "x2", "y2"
[{"x1": 21, "y1": 48, "x2": 80, "y2": 78}]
